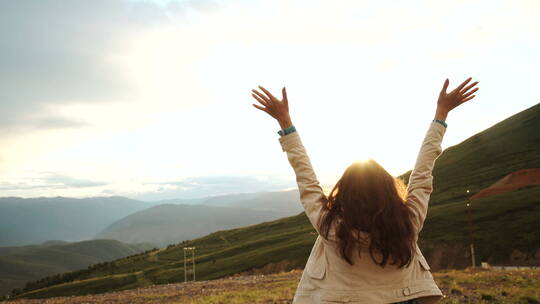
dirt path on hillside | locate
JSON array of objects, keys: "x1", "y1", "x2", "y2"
[
  {"x1": 471, "y1": 168, "x2": 540, "y2": 199},
  {"x1": 147, "y1": 248, "x2": 165, "y2": 262}
]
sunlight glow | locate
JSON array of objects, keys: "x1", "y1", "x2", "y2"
[{"x1": 352, "y1": 157, "x2": 373, "y2": 164}]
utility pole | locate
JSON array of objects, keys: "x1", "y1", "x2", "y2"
[
  {"x1": 466, "y1": 190, "x2": 476, "y2": 268},
  {"x1": 183, "y1": 247, "x2": 196, "y2": 282},
  {"x1": 183, "y1": 248, "x2": 187, "y2": 282}
]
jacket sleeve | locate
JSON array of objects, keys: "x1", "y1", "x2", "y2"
[
  {"x1": 279, "y1": 131, "x2": 325, "y2": 235},
  {"x1": 406, "y1": 121, "x2": 447, "y2": 234}
]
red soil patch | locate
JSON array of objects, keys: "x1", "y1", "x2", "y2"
[{"x1": 471, "y1": 168, "x2": 540, "y2": 200}]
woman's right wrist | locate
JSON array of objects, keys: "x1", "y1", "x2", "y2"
[{"x1": 434, "y1": 108, "x2": 448, "y2": 121}]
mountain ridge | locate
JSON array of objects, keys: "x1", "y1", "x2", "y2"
[{"x1": 95, "y1": 201, "x2": 301, "y2": 247}]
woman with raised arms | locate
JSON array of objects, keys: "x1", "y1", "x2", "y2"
[{"x1": 250, "y1": 77, "x2": 479, "y2": 304}]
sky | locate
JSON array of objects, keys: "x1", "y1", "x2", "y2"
[{"x1": 0, "y1": 0, "x2": 538, "y2": 200}]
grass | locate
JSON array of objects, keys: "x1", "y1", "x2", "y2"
[
  {"x1": 434, "y1": 268, "x2": 540, "y2": 304},
  {"x1": 4, "y1": 269, "x2": 540, "y2": 304},
  {"x1": 420, "y1": 185, "x2": 540, "y2": 263}
]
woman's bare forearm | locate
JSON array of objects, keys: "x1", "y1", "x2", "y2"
[
  {"x1": 277, "y1": 115, "x2": 293, "y2": 130},
  {"x1": 434, "y1": 108, "x2": 448, "y2": 121}
]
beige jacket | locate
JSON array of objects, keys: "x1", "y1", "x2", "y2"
[{"x1": 279, "y1": 121, "x2": 447, "y2": 304}]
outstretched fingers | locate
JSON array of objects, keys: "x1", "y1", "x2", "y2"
[
  {"x1": 252, "y1": 89, "x2": 269, "y2": 101},
  {"x1": 252, "y1": 103, "x2": 271, "y2": 114},
  {"x1": 462, "y1": 87, "x2": 479, "y2": 99},
  {"x1": 258, "y1": 85, "x2": 278, "y2": 101},
  {"x1": 460, "y1": 81, "x2": 479, "y2": 94},
  {"x1": 455, "y1": 77, "x2": 472, "y2": 92},
  {"x1": 252, "y1": 93, "x2": 270, "y2": 108},
  {"x1": 455, "y1": 77, "x2": 479, "y2": 104},
  {"x1": 462, "y1": 94, "x2": 476, "y2": 102}
]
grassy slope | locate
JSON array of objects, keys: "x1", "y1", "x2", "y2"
[
  {"x1": 6, "y1": 269, "x2": 540, "y2": 303},
  {"x1": 10, "y1": 214, "x2": 315, "y2": 298},
  {"x1": 400, "y1": 103, "x2": 540, "y2": 205},
  {"x1": 0, "y1": 240, "x2": 154, "y2": 296},
  {"x1": 11, "y1": 104, "x2": 540, "y2": 299},
  {"x1": 420, "y1": 185, "x2": 540, "y2": 263}
]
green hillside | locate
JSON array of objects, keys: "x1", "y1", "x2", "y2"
[
  {"x1": 400, "y1": 103, "x2": 540, "y2": 204},
  {"x1": 9, "y1": 103, "x2": 540, "y2": 299},
  {"x1": 0, "y1": 239, "x2": 154, "y2": 296}
]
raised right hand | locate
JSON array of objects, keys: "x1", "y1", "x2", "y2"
[{"x1": 435, "y1": 77, "x2": 479, "y2": 120}]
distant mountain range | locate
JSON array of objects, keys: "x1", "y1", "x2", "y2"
[
  {"x1": 96, "y1": 193, "x2": 302, "y2": 247},
  {"x1": 151, "y1": 190, "x2": 302, "y2": 214},
  {"x1": 0, "y1": 239, "x2": 154, "y2": 296},
  {"x1": 202, "y1": 190, "x2": 303, "y2": 214},
  {"x1": 0, "y1": 196, "x2": 152, "y2": 247},
  {"x1": 0, "y1": 190, "x2": 303, "y2": 248},
  {"x1": 10, "y1": 103, "x2": 539, "y2": 300}
]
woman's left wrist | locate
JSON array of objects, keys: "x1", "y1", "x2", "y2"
[{"x1": 278, "y1": 116, "x2": 293, "y2": 129}]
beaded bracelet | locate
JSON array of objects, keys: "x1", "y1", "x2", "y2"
[
  {"x1": 433, "y1": 119, "x2": 448, "y2": 128},
  {"x1": 278, "y1": 125, "x2": 297, "y2": 136}
]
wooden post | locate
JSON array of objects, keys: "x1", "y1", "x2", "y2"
[
  {"x1": 466, "y1": 190, "x2": 476, "y2": 268},
  {"x1": 470, "y1": 243, "x2": 476, "y2": 268}
]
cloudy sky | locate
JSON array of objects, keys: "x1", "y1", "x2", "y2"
[{"x1": 1, "y1": 0, "x2": 538, "y2": 200}]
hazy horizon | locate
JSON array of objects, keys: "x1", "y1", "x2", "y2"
[{"x1": 0, "y1": 186, "x2": 301, "y2": 201}]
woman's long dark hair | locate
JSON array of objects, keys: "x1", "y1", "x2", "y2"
[{"x1": 317, "y1": 159, "x2": 416, "y2": 268}]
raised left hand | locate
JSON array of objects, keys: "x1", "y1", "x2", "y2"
[{"x1": 251, "y1": 85, "x2": 293, "y2": 129}]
